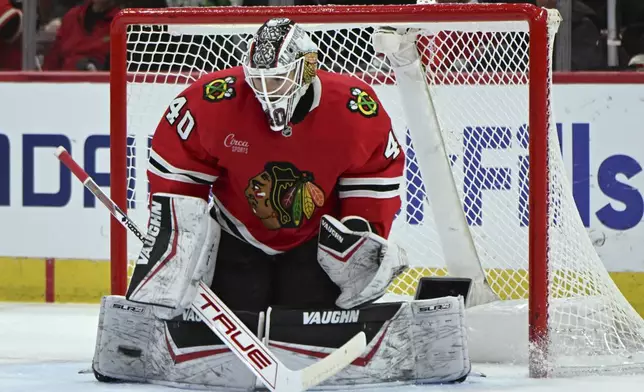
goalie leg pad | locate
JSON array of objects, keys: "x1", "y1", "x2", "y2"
[
  {"x1": 266, "y1": 296, "x2": 470, "y2": 386},
  {"x1": 93, "y1": 295, "x2": 259, "y2": 390},
  {"x1": 127, "y1": 193, "x2": 221, "y2": 319}
]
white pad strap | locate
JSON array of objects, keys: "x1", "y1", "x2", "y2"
[
  {"x1": 127, "y1": 193, "x2": 220, "y2": 319},
  {"x1": 317, "y1": 215, "x2": 408, "y2": 309}
]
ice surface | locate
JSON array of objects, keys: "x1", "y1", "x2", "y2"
[{"x1": 2, "y1": 303, "x2": 644, "y2": 391}]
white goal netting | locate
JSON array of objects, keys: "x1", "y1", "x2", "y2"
[{"x1": 116, "y1": 6, "x2": 644, "y2": 375}]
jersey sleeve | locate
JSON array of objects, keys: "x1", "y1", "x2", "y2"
[
  {"x1": 148, "y1": 83, "x2": 220, "y2": 202},
  {"x1": 338, "y1": 87, "x2": 404, "y2": 239}
]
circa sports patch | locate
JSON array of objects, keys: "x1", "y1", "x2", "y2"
[
  {"x1": 203, "y1": 76, "x2": 236, "y2": 102},
  {"x1": 346, "y1": 87, "x2": 378, "y2": 118}
]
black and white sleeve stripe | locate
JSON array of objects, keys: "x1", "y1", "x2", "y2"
[
  {"x1": 148, "y1": 149, "x2": 217, "y2": 186},
  {"x1": 337, "y1": 177, "x2": 402, "y2": 199}
]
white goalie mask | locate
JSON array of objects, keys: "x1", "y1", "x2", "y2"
[{"x1": 243, "y1": 18, "x2": 318, "y2": 135}]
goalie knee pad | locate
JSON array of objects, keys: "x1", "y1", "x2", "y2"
[
  {"x1": 93, "y1": 295, "x2": 261, "y2": 390},
  {"x1": 127, "y1": 193, "x2": 221, "y2": 319}
]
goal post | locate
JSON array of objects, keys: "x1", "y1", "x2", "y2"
[{"x1": 109, "y1": 4, "x2": 644, "y2": 378}]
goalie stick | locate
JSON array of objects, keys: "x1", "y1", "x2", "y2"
[{"x1": 54, "y1": 146, "x2": 367, "y2": 392}]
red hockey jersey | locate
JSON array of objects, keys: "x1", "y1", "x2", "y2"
[{"x1": 148, "y1": 67, "x2": 404, "y2": 255}]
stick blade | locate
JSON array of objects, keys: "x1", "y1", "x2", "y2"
[{"x1": 298, "y1": 331, "x2": 367, "y2": 391}]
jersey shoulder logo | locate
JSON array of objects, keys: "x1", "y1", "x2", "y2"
[
  {"x1": 346, "y1": 87, "x2": 378, "y2": 118},
  {"x1": 203, "y1": 76, "x2": 236, "y2": 102},
  {"x1": 245, "y1": 162, "x2": 325, "y2": 230}
]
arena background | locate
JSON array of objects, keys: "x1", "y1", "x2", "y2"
[{"x1": 1, "y1": 72, "x2": 644, "y2": 315}]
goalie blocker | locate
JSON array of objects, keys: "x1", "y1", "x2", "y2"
[{"x1": 93, "y1": 294, "x2": 471, "y2": 389}]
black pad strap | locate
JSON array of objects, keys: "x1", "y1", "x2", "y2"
[{"x1": 414, "y1": 277, "x2": 472, "y2": 305}]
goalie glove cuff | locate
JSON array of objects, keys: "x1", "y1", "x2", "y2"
[{"x1": 317, "y1": 215, "x2": 409, "y2": 309}]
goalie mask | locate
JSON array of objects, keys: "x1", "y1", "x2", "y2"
[{"x1": 243, "y1": 18, "x2": 318, "y2": 135}]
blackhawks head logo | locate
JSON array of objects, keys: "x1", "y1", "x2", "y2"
[
  {"x1": 203, "y1": 76, "x2": 236, "y2": 102},
  {"x1": 245, "y1": 162, "x2": 325, "y2": 230},
  {"x1": 347, "y1": 87, "x2": 378, "y2": 118}
]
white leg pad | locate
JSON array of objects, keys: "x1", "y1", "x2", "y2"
[
  {"x1": 93, "y1": 295, "x2": 469, "y2": 389},
  {"x1": 127, "y1": 193, "x2": 221, "y2": 319},
  {"x1": 267, "y1": 296, "x2": 471, "y2": 386},
  {"x1": 92, "y1": 295, "x2": 257, "y2": 391}
]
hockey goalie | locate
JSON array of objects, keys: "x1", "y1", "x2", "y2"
[{"x1": 93, "y1": 18, "x2": 471, "y2": 390}]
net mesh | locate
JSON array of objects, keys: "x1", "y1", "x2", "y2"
[{"x1": 120, "y1": 11, "x2": 644, "y2": 373}]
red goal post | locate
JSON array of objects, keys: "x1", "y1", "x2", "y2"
[{"x1": 109, "y1": 4, "x2": 644, "y2": 377}]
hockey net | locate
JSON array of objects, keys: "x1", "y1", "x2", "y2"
[{"x1": 110, "y1": 4, "x2": 644, "y2": 377}]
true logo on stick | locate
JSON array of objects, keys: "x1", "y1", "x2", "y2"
[{"x1": 198, "y1": 292, "x2": 276, "y2": 380}]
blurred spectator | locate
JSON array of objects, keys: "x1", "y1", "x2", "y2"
[
  {"x1": 628, "y1": 54, "x2": 644, "y2": 70},
  {"x1": 622, "y1": 24, "x2": 644, "y2": 70},
  {"x1": 38, "y1": 0, "x2": 169, "y2": 34},
  {"x1": 472, "y1": 0, "x2": 609, "y2": 70},
  {"x1": 620, "y1": 0, "x2": 644, "y2": 29},
  {"x1": 421, "y1": 0, "x2": 644, "y2": 70},
  {"x1": 42, "y1": 0, "x2": 120, "y2": 71},
  {"x1": 39, "y1": 0, "x2": 83, "y2": 35},
  {"x1": 564, "y1": 0, "x2": 609, "y2": 70},
  {"x1": 618, "y1": 0, "x2": 644, "y2": 69},
  {"x1": 0, "y1": 0, "x2": 22, "y2": 70}
]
